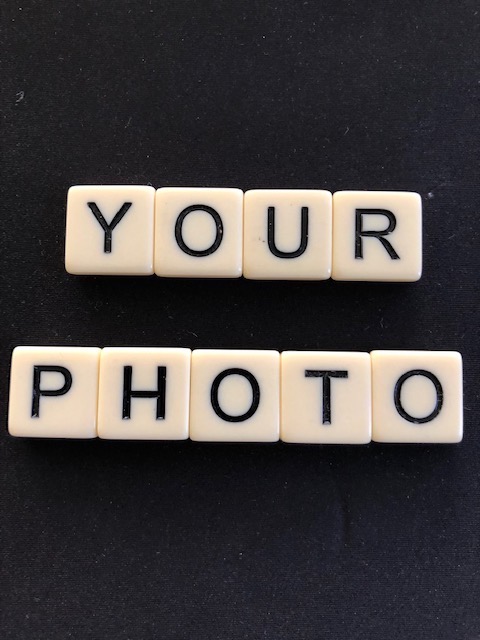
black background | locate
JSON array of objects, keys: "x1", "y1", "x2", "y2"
[{"x1": 1, "y1": 1, "x2": 479, "y2": 638}]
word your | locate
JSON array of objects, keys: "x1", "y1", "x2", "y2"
[
  {"x1": 8, "y1": 347, "x2": 462, "y2": 444},
  {"x1": 65, "y1": 186, "x2": 423, "y2": 281}
]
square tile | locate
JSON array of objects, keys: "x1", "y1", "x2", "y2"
[
  {"x1": 190, "y1": 350, "x2": 280, "y2": 442},
  {"x1": 65, "y1": 185, "x2": 155, "y2": 275},
  {"x1": 332, "y1": 191, "x2": 422, "y2": 281},
  {"x1": 97, "y1": 347, "x2": 191, "y2": 440},
  {"x1": 8, "y1": 346, "x2": 100, "y2": 438},
  {"x1": 371, "y1": 350, "x2": 463, "y2": 443},
  {"x1": 155, "y1": 188, "x2": 243, "y2": 278},
  {"x1": 281, "y1": 351, "x2": 371, "y2": 444},
  {"x1": 243, "y1": 189, "x2": 332, "y2": 280}
]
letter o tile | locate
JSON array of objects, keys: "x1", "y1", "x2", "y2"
[
  {"x1": 155, "y1": 188, "x2": 243, "y2": 278},
  {"x1": 371, "y1": 350, "x2": 463, "y2": 443},
  {"x1": 189, "y1": 349, "x2": 280, "y2": 442}
]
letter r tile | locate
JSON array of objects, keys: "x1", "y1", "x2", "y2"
[
  {"x1": 332, "y1": 191, "x2": 422, "y2": 281},
  {"x1": 8, "y1": 346, "x2": 101, "y2": 438},
  {"x1": 65, "y1": 185, "x2": 155, "y2": 275}
]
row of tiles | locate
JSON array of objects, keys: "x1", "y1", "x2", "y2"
[
  {"x1": 65, "y1": 187, "x2": 423, "y2": 281},
  {"x1": 8, "y1": 347, "x2": 462, "y2": 443}
]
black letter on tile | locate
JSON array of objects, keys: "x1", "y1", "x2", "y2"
[
  {"x1": 211, "y1": 368, "x2": 260, "y2": 422},
  {"x1": 122, "y1": 366, "x2": 167, "y2": 420},
  {"x1": 355, "y1": 209, "x2": 400, "y2": 260},
  {"x1": 305, "y1": 370, "x2": 349, "y2": 424},
  {"x1": 32, "y1": 365, "x2": 73, "y2": 417},
  {"x1": 175, "y1": 205, "x2": 223, "y2": 256},
  {"x1": 267, "y1": 206, "x2": 309, "y2": 258},
  {"x1": 87, "y1": 202, "x2": 132, "y2": 253},
  {"x1": 394, "y1": 369, "x2": 443, "y2": 424}
]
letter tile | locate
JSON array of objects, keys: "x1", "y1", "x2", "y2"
[
  {"x1": 97, "y1": 347, "x2": 191, "y2": 440},
  {"x1": 154, "y1": 187, "x2": 243, "y2": 278},
  {"x1": 65, "y1": 185, "x2": 155, "y2": 275},
  {"x1": 8, "y1": 346, "x2": 100, "y2": 438},
  {"x1": 244, "y1": 189, "x2": 332, "y2": 280},
  {"x1": 190, "y1": 350, "x2": 280, "y2": 442},
  {"x1": 371, "y1": 350, "x2": 463, "y2": 443},
  {"x1": 332, "y1": 191, "x2": 422, "y2": 281},
  {"x1": 281, "y1": 351, "x2": 371, "y2": 444}
]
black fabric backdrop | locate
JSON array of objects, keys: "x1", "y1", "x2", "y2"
[{"x1": 1, "y1": 1, "x2": 479, "y2": 638}]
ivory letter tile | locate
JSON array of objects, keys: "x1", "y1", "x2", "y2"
[
  {"x1": 8, "y1": 346, "x2": 100, "y2": 438},
  {"x1": 243, "y1": 189, "x2": 332, "y2": 280},
  {"x1": 97, "y1": 347, "x2": 191, "y2": 440},
  {"x1": 155, "y1": 187, "x2": 243, "y2": 278},
  {"x1": 332, "y1": 191, "x2": 422, "y2": 281},
  {"x1": 65, "y1": 185, "x2": 155, "y2": 275},
  {"x1": 281, "y1": 351, "x2": 371, "y2": 444},
  {"x1": 190, "y1": 349, "x2": 280, "y2": 442},
  {"x1": 371, "y1": 350, "x2": 463, "y2": 443}
]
